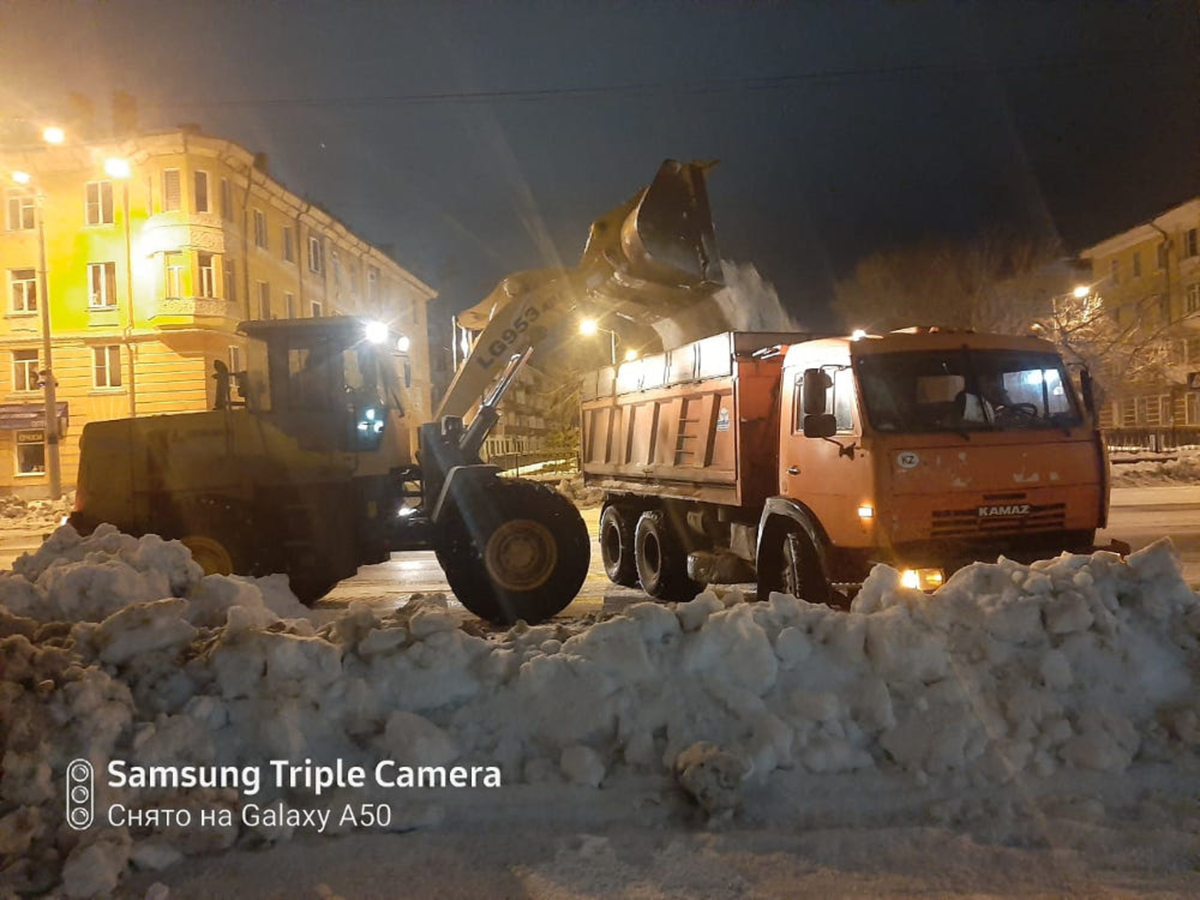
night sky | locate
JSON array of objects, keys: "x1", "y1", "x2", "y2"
[{"x1": 2, "y1": 1, "x2": 1196, "y2": 331}]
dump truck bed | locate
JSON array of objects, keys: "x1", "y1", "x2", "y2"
[{"x1": 580, "y1": 332, "x2": 798, "y2": 508}]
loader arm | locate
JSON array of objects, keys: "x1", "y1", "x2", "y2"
[{"x1": 435, "y1": 159, "x2": 723, "y2": 422}]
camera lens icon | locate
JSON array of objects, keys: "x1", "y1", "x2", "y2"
[{"x1": 65, "y1": 759, "x2": 93, "y2": 831}]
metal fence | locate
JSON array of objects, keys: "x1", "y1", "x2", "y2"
[{"x1": 1104, "y1": 427, "x2": 1200, "y2": 453}]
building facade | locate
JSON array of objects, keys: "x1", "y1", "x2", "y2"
[
  {"x1": 0, "y1": 128, "x2": 436, "y2": 497},
  {"x1": 1080, "y1": 198, "x2": 1200, "y2": 437}
]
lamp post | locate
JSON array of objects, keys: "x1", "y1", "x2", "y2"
[
  {"x1": 105, "y1": 157, "x2": 136, "y2": 417},
  {"x1": 579, "y1": 317, "x2": 617, "y2": 365}
]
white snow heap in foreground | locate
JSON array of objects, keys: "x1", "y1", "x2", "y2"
[{"x1": 2, "y1": 523, "x2": 1200, "y2": 897}]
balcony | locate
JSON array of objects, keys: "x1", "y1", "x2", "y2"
[
  {"x1": 141, "y1": 211, "x2": 228, "y2": 256},
  {"x1": 149, "y1": 295, "x2": 244, "y2": 328}
]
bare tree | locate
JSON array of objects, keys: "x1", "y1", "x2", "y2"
[{"x1": 832, "y1": 231, "x2": 1066, "y2": 335}]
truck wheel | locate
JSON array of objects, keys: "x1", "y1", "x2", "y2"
[
  {"x1": 760, "y1": 525, "x2": 831, "y2": 605},
  {"x1": 180, "y1": 534, "x2": 236, "y2": 576},
  {"x1": 634, "y1": 509, "x2": 700, "y2": 602},
  {"x1": 600, "y1": 504, "x2": 638, "y2": 587},
  {"x1": 437, "y1": 479, "x2": 590, "y2": 625}
]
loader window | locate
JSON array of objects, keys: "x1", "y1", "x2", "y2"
[{"x1": 857, "y1": 349, "x2": 1082, "y2": 434}]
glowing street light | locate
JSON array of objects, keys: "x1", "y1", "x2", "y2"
[
  {"x1": 11, "y1": 170, "x2": 31, "y2": 185},
  {"x1": 579, "y1": 317, "x2": 617, "y2": 365},
  {"x1": 42, "y1": 126, "x2": 65, "y2": 145},
  {"x1": 1072, "y1": 285, "x2": 1090, "y2": 299},
  {"x1": 623, "y1": 348, "x2": 639, "y2": 362},
  {"x1": 104, "y1": 157, "x2": 132, "y2": 179}
]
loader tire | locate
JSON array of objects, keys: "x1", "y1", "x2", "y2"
[
  {"x1": 178, "y1": 498, "x2": 255, "y2": 578},
  {"x1": 436, "y1": 479, "x2": 590, "y2": 625},
  {"x1": 600, "y1": 504, "x2": 639, "y2": 587},
  {"x1": 634, "y1": 509, "x2": 700, "y2": 602}
]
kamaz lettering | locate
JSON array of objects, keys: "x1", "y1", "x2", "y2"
[{"x1": 978, "y1": 504, "x2": 1031, "y2": 517}]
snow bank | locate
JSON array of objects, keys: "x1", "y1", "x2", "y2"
[
  {"x1": 1110, "y1": 448, "x2": 1200, "y2": 486},
  {"x1": 3, "y1": 525, "x2": 1200, "y2": 896}
]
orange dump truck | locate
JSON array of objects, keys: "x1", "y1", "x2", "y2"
[{"x1": 580, "y1": 328, "x2": 1114, "y2": 605}]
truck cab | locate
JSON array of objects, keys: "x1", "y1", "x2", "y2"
[{"x1": 772, "y1": 328, "x2": 1107, "y2": 594}]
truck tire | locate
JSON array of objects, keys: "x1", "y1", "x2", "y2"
[
  {"x1": 634, "y1": 509, "x2": 700, "y2": 602},
  {"x1": 436, "y1": 479, "x2": 590, "y2": 625},
  {"x1": 600, "y1": 504, "x2": 639, "y2": 587},
  {"x1": 759, "y1": 525, "x2": 832, "y2": 606},
  {"x1": 178, "y1": 497, "x2": 256, "y2": 578}
]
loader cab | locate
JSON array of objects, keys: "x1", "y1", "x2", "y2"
[{"x1": 239, "y1": 316, "x2": 405, "y2": 454}]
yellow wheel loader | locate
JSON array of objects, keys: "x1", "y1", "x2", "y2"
[{"x1": 69, "y1": 161, "x2": 723, "y2": 624}]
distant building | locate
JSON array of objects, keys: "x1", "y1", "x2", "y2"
[
  {"x1": 0, "y1": 127, "x2": 436, "y2": 497},
  {"x1": 1080, "y1": 198, "x2": 1200, "y2": 434}
]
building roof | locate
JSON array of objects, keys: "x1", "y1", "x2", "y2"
[{"x1": 1080, "y1": 197, "x2": 1200, "y2": 259}]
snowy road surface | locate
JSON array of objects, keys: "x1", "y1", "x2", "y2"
[{"x1": 318, "y1": 485, "x2": 1200, "y2": 615}]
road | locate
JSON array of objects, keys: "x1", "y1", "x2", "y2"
[
  {"x1": 1, "y1": 486, "x2": 1195, "y2": 616},
  {"x1": 325, "y1": 485, "x2": 1200, "y2": 617}
]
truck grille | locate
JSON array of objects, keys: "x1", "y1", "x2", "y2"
[{"x1": 930, "y1": 494, "x2": 1066, "y2": 538}]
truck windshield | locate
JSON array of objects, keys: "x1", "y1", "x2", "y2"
[{"x1": 856, "y1": 349, "x2": 1082, "y2": 434}]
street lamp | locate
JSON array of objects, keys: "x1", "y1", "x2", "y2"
[
  {"x1": 579, "y1": 317, "x2": 617, "y2": 365},
  {"x1": 11, "y1": 169, "x2": 62, "y2": 499}
]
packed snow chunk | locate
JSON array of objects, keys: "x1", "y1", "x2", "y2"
[
  {"x1": 1043, "y1": 592, "x2": 1094, "y2": 635},
  {"x1": 1124, "y1": 538, "x2": 1198, "y2": 620},
  {"x1": 625, "y1": 600, "x2": 681, "y2": 645},
  {"x1": 1059, "y1": 710, "x2": 1139, "y2": 772},
  {"x1": 0, "y1": 574, "x2": 47, "y2": 620},
  {"x1": 561, "y1": 744, "x2": 606, "y2": 787},
  {"x1": 673, "y1": 741, "x2": 751, "y2": 816},
  {"x1": 186, "y1": 574, "x2": 279, "y2": 628},
  {"x1": 94, "y1": 598, "x2": 198, "y2": 665},
  {"x1": 773, "y1": 626, "x2": 813, "y2": 668},
  {"x1": 675, "y1": 591, "x2": 724, "y2": 632},
  {"x1": 560, "y1": 616, "x2": 654, "y2": 680},
  {"x1": 255, "y1": 573, "x2": 314, "y2": 619},
  {"x1": 378, "y1": 711, "x2": 459, "y2": 767},
  {"x1": 863, "y1": 604, "x2": 949, "y2": 683},
  {"x1": 682, "y1": 605, "x2": 778, "y2": 695},
  {"x1": 130, "y1": 839, "x2": 184, "y2": 872},
  {"x1": 408, "y1": 605, "x2": 460, "y2": 639},
  {"x1": 851, "y1": 563, "x2": 927, "y2": 615},
  {"x1": 61, "y1": 830, "x2": 132, "y2": 900}
]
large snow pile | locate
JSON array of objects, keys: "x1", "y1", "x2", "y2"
[
  {"x1": 3, "y1": 524, "x2": 1200, "y2": 896},
  {"x1": 0, "y1": 492, "x2": 73, "y2": 533}
]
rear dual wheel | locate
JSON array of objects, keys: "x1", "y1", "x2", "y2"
[
  {"x1": 633, "y1": 509, "x2": 701, "y2": 602},
  {"x1": 600, "y1": 504, "x2": 639, "y2": 587}
]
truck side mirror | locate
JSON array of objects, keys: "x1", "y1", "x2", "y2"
[
  {"x1": 1079, "y1": 367, "x2": 1096, "y2": 416},
  {"x1": 802, "y1": 368, "x2": 832, "y2": 415},
  {"x1": 803, "y1": 413, "x2": 837, "y2": 439}
]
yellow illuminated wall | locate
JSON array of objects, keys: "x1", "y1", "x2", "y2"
[{"x1": 0, "y1": 129, "x2": 437, "y2": 498}]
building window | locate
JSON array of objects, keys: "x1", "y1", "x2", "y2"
[
  {"x1": 257, "y1": 281, "x2": 271, "y2": 319},
  {"x1": 85, "y1": 181, "x2": 114, "y2": 225},
  {"x1": 1189, "y1": 392, "x2": 1200, "y2": 426},
  {"x1": 311, "y1": 300, "x2": 322, "y2": 318},
  {"x1": 1187, "y1": 283, "x2": 1200, "y2": 314},
  {"x1": 220, "y1": 178, "x2": 233, "y2": 221},
  {"x1": 1132, "y1": 251, "x2": 1141, "y2": 279},
  {"x1": 6, "y1": 191, "x2": 34, "y2": 231},
  {"x1": 15, "y1": 429, "x2": 44, "y2": 475},
  {"x1": 1158, "y1": 294, "x2": 1171, "y2": 323},
  {"x1": 1187, "y1": 336, "x2": 1200, "y2": 362},
  {"x1": 282, "y1": 226, "x2": 295, "y2": 262},
  {"x1": 253, "y1": 209, "x2": 268, "y2": 249},
  {"x1": 12, "y1": 350, "x2": 38, "y2": 392},
  {"x1": 165, "y1": 252, "x2": 185, "y2": 297},
  {"x1": 224, "y1": 259, "x2": 237, "y2": 302},
  {"x1": 285, "y1": 292, "x2": 295, "y2": 318},
  {"x1": 1110, "y1": 259, "x2": 1120, "y2": 285},
  {"x1": 1158, "y1": 242, "x2": 1169, "y2": 270},
  {"x1": 9, "y1": 269, "x2": 36, "y2": 312},
  {"x1": 367, "y1": 266, "x2": 380, "y2": 304},
  {"x1": 331, "y1": 249, "x2": 342, "y2": 288},
  {"x1": 198, "y1": 252, "x2": 216, "y2": 298},
  {"x1": 229, "y1": 345, "x2": 243, "y2": 373},
  {"x1": 308, "y1": 234, "x2": 324, "y2": 274},
  {"x1": 92, "y1": 345, "x2": 122, "y2": 388},
  {"x1": 162, "y1": 169, "x2": 181, "y2": 212},
  {"x1": 1185, "y1": 228, "x2": 1199, "y2": 259},
  {"x1": 88, "y1": 262, "x2": 117, "y2": 308},
  {"x1": 193, "y1": 171, "x2": 210, "y2": 213}
]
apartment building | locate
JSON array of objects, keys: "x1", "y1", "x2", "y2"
[
  {"x1": 1079, "y1": 198, "x2": 1200, "y2": 434},
  {"x1": 0, "y1": 127, "x2": 436, "y2": 497}
]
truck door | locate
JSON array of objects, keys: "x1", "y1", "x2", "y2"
[{"x1": 779, "y1": 364, "x2": 873, "y2": 552}]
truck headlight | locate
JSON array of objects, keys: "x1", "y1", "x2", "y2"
[{"x1": 899, "y1": 568, "x2": 944, "y2": 591}]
